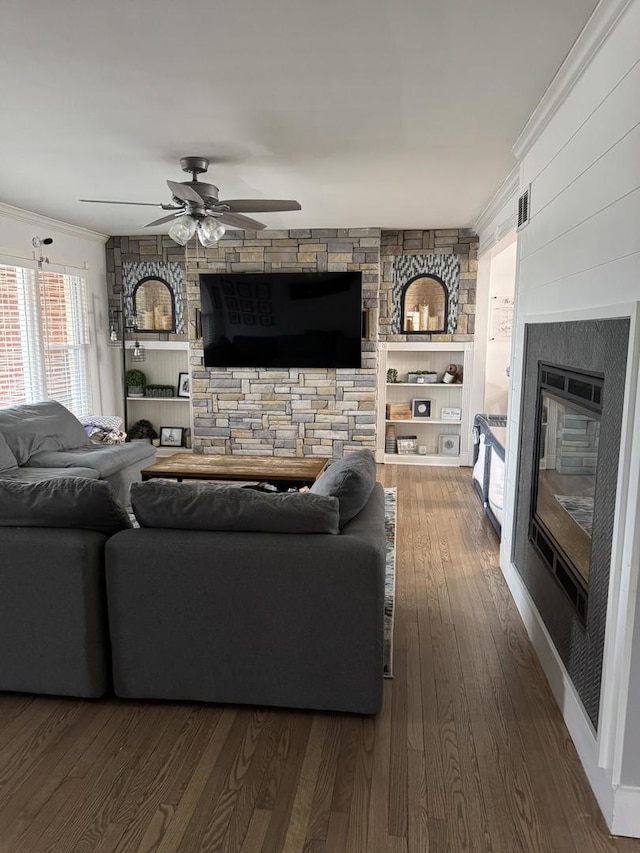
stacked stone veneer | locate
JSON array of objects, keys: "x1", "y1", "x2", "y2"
[
  {"x1": 105, "y1": 236, "x2": 188, "y2": 344},
  {"x1": 556, "y1": 413, "x2": 600, "y2": 475},
  {"x1": 106, "y1": 227, "x2": 477, "y2": 457},
  {"x1": 185, "y1": 228, "x2": 379, "y2": 457},
  {"x1": 379, "y1": 229, "x2": 478, "y2": 342}
]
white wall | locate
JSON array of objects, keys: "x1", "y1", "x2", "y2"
[
  {"x1": 500, "y1": 0, "x2": 640, "y2": 833},
  {"x1": 472, "y1": 169, "x2": 519, "y2": 427},
  {"x1": 0, "y1": 203, "x2": 120, "y2": 415},
  {"x1": 484, "y1": 240, "x2": 516, "y2": 414}
]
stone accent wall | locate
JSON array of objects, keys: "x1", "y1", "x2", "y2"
[
  {"x1": 379, "y1": 229, "x2": 478, "y2": 342},
  {"x1": 186, "y1": 228, "x2": 380, "y2": 457},
  {"x1": 107, "y1": 231, "x2": 380, "y2": 458},
  {"x1": 106, "y1": 227, "x2": 475, "y2": 457},
  {"x1": 105, "y1": 236, "x2": 188, "y2": 343}
]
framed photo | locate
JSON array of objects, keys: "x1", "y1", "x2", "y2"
[
  {"x1": 412, "y1": 399, "x2": 431, "y2": 418},
  {"x1": 439, "y1": 434, "x2": 460, "y2": 456},
  {"x1": 397, "y1": 437, "x2": 418, "y2": 455},
  {"x1": 160, "y1": 426, "x2": 184, "y2": 447},
  {"x1": 441, "y1": 406, "x2": 462, "y2": 421},
  {"x1": 177, "y1": 372, "x2": 190, "y2": 398}
]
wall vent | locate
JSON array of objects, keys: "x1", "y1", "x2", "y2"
[{"x1": 518, "y1": 186, "x2": 531, "y2": 229}]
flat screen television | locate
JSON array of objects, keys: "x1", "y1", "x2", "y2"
[{"x1": 199, "y1": 271, "x2": 362, "y2": 369}]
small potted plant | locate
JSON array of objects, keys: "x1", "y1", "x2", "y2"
[
  {"x1": 125, "y1": 368, "x2": 146, "y2": 397},
  {"x1": 127, "y1": 419, "x2": 158, "y2": 444}
]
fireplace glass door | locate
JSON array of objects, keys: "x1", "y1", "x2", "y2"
[{"x1": 530, "y1": 364, "x2": 603, "y2": 619}]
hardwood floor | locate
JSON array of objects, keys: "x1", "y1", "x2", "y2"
[{"x1": 0, "y1": 465, "x2": 638, "y2": 851}]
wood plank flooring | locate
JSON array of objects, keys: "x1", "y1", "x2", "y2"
[{"x1": 0, "y1": 465, "x2": 638, "y2": 851}]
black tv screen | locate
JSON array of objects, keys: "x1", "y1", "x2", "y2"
[{"x1": 199, "y1": 271, "x2": 362, "y2": 369}]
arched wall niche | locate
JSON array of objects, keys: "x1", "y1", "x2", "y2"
[
  {"x1": 132, "y1": 277, "x2": 176, "y2": 332},
  {"x1": 401, "y1": 275, "x2": 448, "y2": 333}
]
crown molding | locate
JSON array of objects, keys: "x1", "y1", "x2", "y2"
[
  {"x1": 513, "y1": 0, "x2": 633, "y2": 160},
  {"x1": 0, "y1": 202, "x2": 108, "y2": 243},
  {"x1": 477, "y1": 213, "x2": 519, "y2": 258},
  {"x1": 473, "y1": 165, "x2": 520, "y2": 255}
]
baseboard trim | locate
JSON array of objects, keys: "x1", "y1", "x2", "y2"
[
  {"x1": 500, "y1": 556, "x2": 617, "y2": 830},
  {"x1": 612, "y1": 786, "x2": 640, "y2": 836}
]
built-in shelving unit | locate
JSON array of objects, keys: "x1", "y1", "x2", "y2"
[
  {"x1": 377, "y1": 341, "x2": 473, "y2": 466},
  {"x1": 124, "y1": 340, "x2": 192, "y2": 446}
]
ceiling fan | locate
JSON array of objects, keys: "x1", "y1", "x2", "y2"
[{"x1": 80, "y1": 156, "x2": 302, "y2": 247}]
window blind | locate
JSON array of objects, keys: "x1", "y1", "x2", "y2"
[{"x1": 0, "y1": 264, "x2": 92, "y2": 416}]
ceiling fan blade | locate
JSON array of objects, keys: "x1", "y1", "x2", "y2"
[
  {"x1": 145, "y1": 213, "x2": 181, "y2": 227},
  {"x1": 217, "y1": 212, "x2": 267, "y2": 231},
  {"x1": 79, "y1": 199, "x2": 163, "y2": 206},
  {"x1": 218, "y1": 199, "x2": 302, "y2": 213},
  {"x1": 167, "y1": 180, "x2": 204, "y2": 205}
]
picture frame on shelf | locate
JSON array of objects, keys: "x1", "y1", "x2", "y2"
[
  {"x1": 439, "y1": 434, "x2": 460, "y2": 455},
  {"x1": 412, "y1": 399, "x2": 432, "y2": 418},
  {"x1": 441, "y1": 406, "x2": 462, "y2": 421},
  {"x1": 160, "y1": 426, "x2": 184, "y2": 447},
  {"x1": 397, "y1": 437, "x2": 418, "y2": 455},
  {"x1": 177, "y1": 372, "x2": 190, "y2": 398}
]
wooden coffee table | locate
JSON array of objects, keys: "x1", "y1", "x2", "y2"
[{"x1": 140, "y1": 453, "x2": 330, "y2": 488}]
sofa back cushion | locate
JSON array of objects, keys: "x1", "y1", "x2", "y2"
[
  {"x1": 0, "y1": 477, "x2": 132, "y2": 535},
  {"x1": 309, "y1": 449, "x2": 377, "y2": 526},
  {"x1": 131, "y1": 481, "x2": 340, "y2": 534},
  {"x1": 0, "y1": 401, "x2": 90, "y2": 464},
  {"x1": 0, "y1": 432, "x2": 18, "y2": 473}
]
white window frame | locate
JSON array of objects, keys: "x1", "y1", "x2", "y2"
[{"x1": 0, "y1": 262, "x2": 93, "y2": 416}]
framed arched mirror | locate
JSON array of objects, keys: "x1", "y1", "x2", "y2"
[
  {"x1": 132, "y1": 277, "x2": 176, "y2": 332},
  {"x1": 401, "y1": 275, "x2": 448, "y2": 334}
]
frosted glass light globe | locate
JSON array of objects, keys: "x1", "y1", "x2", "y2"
[
  {"x1": 197, "y1": 216, "x2": 226, "y2": 247},
  {"x1": 168, "y1": 215, "x2": 197, "y2": 246}
]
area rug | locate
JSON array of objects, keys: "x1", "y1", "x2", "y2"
[
  {"x1": 384, "y1": 487, "x2": 397, "y2": 678},
  {"x1": 554, "y1": 494, "x2": 594, "y2": 537}
]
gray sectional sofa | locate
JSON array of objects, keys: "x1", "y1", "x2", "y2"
[
  {"x1": 0, "y1": 446, "x2": 385, "y2": 714},
  {"x1": 0, "y1": 401, "x2": 155, "y2": 504},
  {"x1": 107, "y1": 474, "x2": 386, "y2": 714},
  {"x1": 0, "y1": 477, "x2": 133, "y2": 697}
]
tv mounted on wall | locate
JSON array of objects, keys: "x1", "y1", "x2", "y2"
[{"x1": 199, "y1": 271, "x2": 363, "y2": 369}]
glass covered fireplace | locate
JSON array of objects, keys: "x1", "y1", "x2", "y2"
[{"x1": 529, "y1": 363, "x2": 603, "y2": 621}]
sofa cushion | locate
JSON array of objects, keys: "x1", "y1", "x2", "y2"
[
  {"x1": 0, "y1": 401, "x2": 90, "y2": 464},
  {"x1": 0, "y1": 431, "x2": 18, "y2": 473},
  {"x1": 26, "y1": 441, "x2": 156, "y2": 478},
  {"x1": 131, "y1": 481, "x2": 340, "y2": 534},
  {"x1": 0, "y1": 477, "x2": 132, "y2": 535},
  {"x1": 0, "y1": 466, "x2": 100, "y2": 483},
  {"x1": 309, "y1": 449, "x2": 377, "y2": 526}
]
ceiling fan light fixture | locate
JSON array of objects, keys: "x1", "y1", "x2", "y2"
[
  {"x1": 168, "y1": 214, "x2": 197, "y2": 246},
  {"x1": 197, "y1": 216, "x2": 226, "y2": 248}
]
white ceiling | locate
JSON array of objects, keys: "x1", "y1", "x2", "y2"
[{"x1": 0, "y1": 0, "x2": 598, "y2": 236}]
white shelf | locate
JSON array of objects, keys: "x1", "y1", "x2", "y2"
[
  {"x1": 386, "y1": 418, "x2": 462, "y2": 425},
  {"x1": 155, "y1": 446, "x2": 192, "y2": 457},
  {"x1": 383, "y1": 452, "x2": 461, "y2": 466},
  {"x1": 386, "y1": 382, "x2": 463, "y2": 387},
  {"x1": 127, "y1": 396, "x2": 190, "y2": 403},
  {"x1": 125, "y1": 340, "x2": 189, "y2": 351},
  {"x1": 377, "y1": 341, "x2": 473, "y2": 467}
]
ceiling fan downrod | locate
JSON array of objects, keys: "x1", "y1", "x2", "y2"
[{"x1": 180, "y1": 156, "x2": 210, "y2": 181}]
